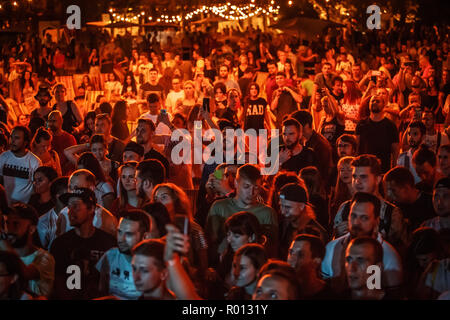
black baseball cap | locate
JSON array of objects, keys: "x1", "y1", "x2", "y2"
[
  {"x1": 59, "y1": 188, "x2": 97, "y2": 207},
  {"x1": 279, "y1": 183, "x2": 308, "y2": 203},
  {"x1": 124, "y1": 141, "x2": 145, "y2": 157},
  {"x1": 6, "y1": 203, "x2": 39, "y2": 226}
]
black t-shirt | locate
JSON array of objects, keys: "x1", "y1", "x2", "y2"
[
  {"x1": 244, "y1": 97, "x2": 267, "y2": 131},
  {"x1": 276, "y1": 89, "x2": 298, "y2": 127},
  {"x1": 356, "y1": 117, "x2": 399, "y2": 173},
  {"x1": 27, "y1": 194, "x2": 54, "y2": 217},
  {"x1": 140, "y1": 82, "x2": 165, "y2": 100},
  {"x1": 144, "y1": 148, "x2": 170, "y2": 177},
  {"x1": 281, "y1": 146, "x2": 317, "y2": 174},
  {"x1": 50, "y1": 228, "x2": 116, "y2": 300},
  {"x1": 108, "y1": 137, "x2": 125, "y2": 163},
  {"x1": 397, "y1": 192, "x2": 436, "y2": 231}
]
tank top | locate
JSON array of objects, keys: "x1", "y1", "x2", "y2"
[{"x1": 52, "y1": 101, "x2": 78, "y2": 134}]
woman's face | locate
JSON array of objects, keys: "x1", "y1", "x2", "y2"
[
  {"x1": 108, "y1": 73, "x2": 115, "y2": 81},
  {"x1": 184, "y1": 84, "x2": 194, "y2": 97},
  {"x1": 83, "y1": 76, "x2": 89, "y2": 84},
  {"x1": 339, "y1": 163, "x2": 353, "y2": 184},
  {"x1": 342, "y1": 83, "x2": 348, "y2": 95},
  {"x1": 249, "y1": 85, "x2": 258, "y2": 98},
  {"x1": 121, "y1": 166, "x2": 137, "y2": 191},
  {"x1": 172, "y1": 117, "x2": 185, "y2": 129},
  {"x1": 18, "y1": 115, "x2": 29, "y2": 127},
  {"x1": 215, "y1": 89, "x2": 225, "y2": 100},
  {"x1": 86, "y1": 118, "x2": 95, "y2": 132},
  {"x1": 24, "y1": 71, "x2": 31, "y2": 81},
  {"x1": 232, "y1": 254, "x2": 257, "y2": 288},
  {"x1": 34, "y1": 138, "x2": 51, "y2": 155},
  {"x1": 54, "y1": 87, "x2": 66, "y2": 101},
  {"x1": 227, "y1": 230, "x2": 252, "y2": 252},
  {"x1": 90, "y1": 142, "x2": 106, "y2": 161},
  {"x1": 33, "y1": 171, "x2": 51, "y2": 194},
  {"x1": 154, "y1": 187, "x2": 175, "y2": 214},
  {"x1": 126, "y1": 76, "x2": 132, "y2": 84}
]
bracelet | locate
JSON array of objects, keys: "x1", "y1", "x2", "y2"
[{"x1": 166, "y1": 259, "x2": 177, "y2": 267}]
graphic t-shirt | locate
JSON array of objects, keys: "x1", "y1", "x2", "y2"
[
  {"x1": 96, "y1": 248, "x2": 141, "y2": 300},
  {"x1": 244, "y1": 97, "x2": 267, "y2": 131},
  {"x1": 0, "y1": 150, "x2": 42, "y2": 204},
  {"x1": 21, "y1": 248, "x2": 55, "y2": 298}
]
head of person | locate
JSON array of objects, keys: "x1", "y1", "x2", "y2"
[
  {"x1": 348, "y1": 192, "x2": 381, "y2": 239},
  {"x1": 433, "y1": 178, "x2": 450, "y2": 217},
  {"x1": 291, "y1": 111, "x2": 313, "y2": 139},
  {"x1": 331, "y1": 76, "x2": 343, "y2": 96},
  {"x1": 282, "y1": 118, "x2": 302, "y2": 150},
  {"x1": 421, "y1": 109, "x2": 435, "y2": 131},
  {"x1": 299, "y1": 166, "x2": 322, "y2": 197},
  {"x1": 117, "y1": 209, "x2": 151, "y2": 255},
  {"x1": 337, "y1": 156, "x2": 355, "y2": 186},
  {"x1": 269, "y1": 171, "x2": 302, "y2": 212},
  {"x1": 31, "y1": 127, "x2": 52, "y2": 155},
  {"x1": 336, "y1": 134, "x2": 357, "y2": 158},
  {"x1": 232, "y1": 244, "x2": 267, "y2": 290},
  {"x1": 407, "y1": 121, "x2": 426, "y2": 149},
  {"x1": 352, "y1": 63, "x2": 362, "y2": 77},
  {"x1": 171, "y1": 76, "x2": 182, "y2": 92},
  {"x1": 89, "y1": 134, "x2": 108, "y2": 161},
  {"x1": 267, "y1": 61, "x2": 277, "y2": 76},
  {"x1": 369, "y1": 94, "x2": 385, "y2": 114},
  {"x1": 131, "y1": 239, "x2": 167, "y2": 295},
  {"x1": 407, "y1": 227, "x2": 443, "y2": 270},
  {"x1": 60, "y1": 187, "x2": 97, "y2": 228},
  {"x1": 76, "y1": 152, "x2": 106, "y2": 183},
  {"x1": 98, "y1": 102, "x2": 113, "y2": 116},
  {"x1": 351, "y1": 154, "x2": 382, "y2": 194},
  {"x1": 279, "y1": 183, "x2": 312, "y2": 224},
  {"x1": 171, "y1": 113, "x2": 186, "y2": 129},
  {"x1": 152, "y1": 183, "x2": 192, "y2": 221},
  {"x1": 50, "y1": 176, "x2": 69, "y2": 205},
  {"x1": 118, "y1": 160, "x2": 139, "y2": 202},
  {"x1": 136, "y1": 159, "x2": 166, "y2": 199},
  {"x1": 219, "y1": 65, "x2": 229, "y2": 79},
  {"x1": 225, "y1": 211, "x2": 264, "y2": 253},
  {"x1": 68, "y1": 169, "x2": 96, "y2": 192},
  {"x1": 253, "y1": 262, "x2": 300, "y2": 300},
  {"x1": 214, "y1": 82, "x2": 227, "y2": 101},
  {"x1": 136, "y1": 118, "x2": 156, "y2": 146},
  {"x1": 10, "y1": 126, "x2": 31, "y2": 153},
  {"x1": 95, "y1": 113, "x2": 112, "y2": 136},
  {"x1": 413, "y1": 144, "x2": 437, "y2": 187},
  {"x1": 53, "y1": 83, "x2": 66, "y2": 102},
  {"x1": 47, "y1": 110, "x2": 63, "y2": 133},
  {"x1": 146, "y1": 93, "x2": 162, "y2": 116},
  {"x1": 345, "y1": 237, "x2": 383, "y2": 292},
  {"x1": 275, "y1": 71, "x2": 286, "y2": 87},
  {"x1": 34, "y1": 84, "x2": 52, "y2": 107},
  {"x1": 123, "y1": 141, "x2": 144, "y2": 163},
  {"x1": 322, "y1": 62, "x2": 332, "y2": 76},
  {"x1": 248, "y1": 82, "x2": 260, "y2": 99},
  {"x1": 438, "y1": 144, "x2": 450, "y2": 175},
  {"x1": 149, "y1": 68, "x2": 158, "y2": 83},
  {"x1": 383, "y1": 166, "x2": 416, "y2": 205},
  {"x1": 33, "y1": 166, "x2": 58, "y2": 196},
  {"x1": 234, "y1": 164, "x2": 261, "y2": 207},
  {"x1": 375, "y1": 87, "x2": 389, "y2": 105},
  {"x1": 111, "y1": 100, "x2": 128, "y2": 124},
  {"x1": 0, "y1": 251, "x2": 26, "y2": 299},
  {"x1": 287, "y1": 234, "x2": 325, "y2": 273},
  {"x1": 4, "y1": 203, "x2": 39, "y2": 249},
  {"x1": 343, "y1": 80, "x2": 361, "y2": 103}
]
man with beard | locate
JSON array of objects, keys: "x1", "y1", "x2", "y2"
[
  {"x1": 421, "y1": 177, "x2": 450, "y2": 232},
  {"x1": 0, "y1": 126, "x2": 41, "y2": 204},
  {"x1": 50, "y1": 188, "x2": 116, "y2": 299},
  {"x1": 135, "y1": 118, "x2": 170, "y2": 176},
  {"x1": 413, "y1": 144, "x2": 442, "y2": 194},
  {"x1": 135, "y1": 159, "x2": 166, "y2": 204},
  {"x1": 0, "y1": 203, "x2": 55, "y2": 298},
  {"x1": 270, "y1": 72, "x2": 302, "y2": 128},
  {"x1": 322, "y1": 192, "x2": 403, "y2": 295},
  {"x1": 356, "y1": 95, "x2": 399, "y2": 173},
  {"x1": 94, "y1": 113, "x2": 125, "y2": 163},
  {"x1": 278, "y1": 183, "x2": 328, "y2": 259},
  {"x1": 397, "y1": 121, "x2": 426, "y2": 184},
  {"x1": 29, "y1": 84, "x2": 53, "y2": 134},
  {"x1": 47, "y1": 110, "x2": 77, "y2": 175},
  {"x1": 287, "y1": 234, "x2": 334, "y2": 299},
  {"x1": 96, "y1": 210, "x2": 151, "y2": 299},
  {"x1": 206, "y1": 164, "x2": 278, "y2": 264},
  {"x1": 279, "y1": 118, "x2": 317, "y2": 174}
]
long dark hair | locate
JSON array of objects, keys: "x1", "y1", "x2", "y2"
[
  {"x1": 122, "y1": 72, "x2": 137, "y2": 95},
  {"x1": 20, "y1": 71, "x2": 34, "y2": 91},
  {"x1": 111, "y1": 100, "x2": 128, "y2": 124},
  {"x1": 77, "y1": 152, "x2": 107, "y2": 183},
  {"x1": 0, "y1": 251, "x2": 26, "y2": 299}
]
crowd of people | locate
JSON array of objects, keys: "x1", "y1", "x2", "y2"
[{"x1": 0, "y1": 19, "x2": 449, "y2": 300}]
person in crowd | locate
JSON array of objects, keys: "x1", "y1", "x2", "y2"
[
  {"x1": 30, "y1": 127, "x2": 62, "y2": 176},
  {"x1": 398, "y1": 121, "x2": 426, "y2": 183},
  {"x1": 0, "y1": 251, "x2": 35, "y2": 300},
  {"x1": 413, "y1": 144, "x2": 442, "y2": 194},
  {"x1": 28, "y1": 166, "x2": 58, "y2": 217},
  {"x1": 270, "y1": 72, "x2": 301, "y2": 128},
  {"x1": 94, "y1": 113, "x2": 125, "y2": 163},
  {"x1": 421, "y1": 177, "x2": 450, "y2": 231},
  {"x1": 51, "y1": 84, "x2": 83, "y2": 135},
  {"x1": 123, "y1": 141, "x2": 144, "y2": 163},
  {"x1": 111, "y1": 100, "x2": 130, "y2": 141},
  {"x1": 437, "y1": 144, "x2": 450, "y2": 177}
]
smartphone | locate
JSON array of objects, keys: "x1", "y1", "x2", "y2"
[
  {"x1": 161, "y1": 109, "x2": 167, "y2": 115},
  {"x1": 213, "y1": 169, "x2": 224, "y2": 180},
  {"x1": 372, "y1": 71, "x2": 381, "y2": 77},
  {"x1": 202, "y1": 97, "x2": 210, "y2": 113},
  {"x1": 183, "y1": 216, "x2": 189, "y2": 236}
]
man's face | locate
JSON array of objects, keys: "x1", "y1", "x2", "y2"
[
  {"x1": 433, "y1": 187, "x2": 450, "y2": 217},
  {"x1": 117, "y1": 218, "x2": 143, "y2": 255},
  {"x1": 333, "y1": 80, "x2": 343, "y2": 96},
  {"x1": 345, "y1": 243, "x2": 378, "y2": 290},
  {"x1": 47, "y1": 113, "x2": 62, "y2": 133},
  {"x1": 253, "y1": 275, "x2": 292, "y2": 300},
  {"x1": 369, "y1": 96, "x2": 384, "y2": 114},
  {"x1": 148, "y1": 101, "x2": 161, "y2": 115},
  {"x1": 415, "y1": 162, "x2": 436, "y2": 187},
  {"x1": 219, "y1": 66, "x2": 228, "y2": 79},
  {"x1": 132, "y1": 254, "x2": 165, "y2": 293},
  {"x1": 95, "y1": 119, "x2": 111, "y2": 136},
  {"x1": 149, "y1": 71, "x2": 158, "y2": 83},
  {"x1": 322, "y1": 64, "x2": 331, "y2": 76},
  {"x1": 54, "y1": 87, "x2": 66, "y2": 102},
  {"x1": 352, "y1": 166, "x2": 378, "y2": 194},
  {"x1": 408, "y1": 127, "x2": 423, "y2": 148},
  {"x1": 232, "y1": 254, "x2": 257, "y2": 288},
  {"x1": 376, "y1": 88, "x2": 389, "y2": 104},
  {"x1": 9, "y1": 130, "x2": 26, "y2": 153},
  {"x1": 282, "y1": 125, "x2": 301, "y2": 149},
  {"x1": 4, "y1": 216, "x2": 32, "y2": 248},
  {"x1": 438, "y1": 149, "x2": 450, "y2": 173},
  {"x1": 123, "y1": 151, "x2": 141, "y2": 163},
  {"x1": 384, "y1": 181, "x2": 409, "y2": 204},
  {"x1": 135, "y1": 170, "x2": 150, "y2": 199},
  {"x1": 235, "y1": 177, "x2": 259, "y2": 207},
  {"x1": 275, "y1": 75, "x2": 286, "y2": 87},
  {"x1": 349, "y1": 202, "x2": 378, "y2": 238},
  {"x1": 421, "y1": 112, "x2": 434, "y2": 130},
  {"x1": 172, "y1": 79, "x2": 181, "y2": 92},
  {"x1": 337, "y1": 140, "x2": 354, "y2": 157},
  {"x1": 268, "y1": 64, "x2": 277, "y2": 76},
  {"x1": 287, "y1": 240, "x2": 315, "y2": 271},
  {"x1": 67, "y1": 198, "x2": 92, "y2": 227},
  {"x1": 36, "y1": 94, "x2": 51, "y2": 107},
  {"x1": 352, "y1": 65, "x2": 361, "y2": 77},
  {"x1": 136, "y1": 122, "x2": 152, "y2": 145},
  {"x1": 279, "y1": 198, "x2": 303, "y2": 223}
]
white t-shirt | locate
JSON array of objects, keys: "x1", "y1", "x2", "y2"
[
  {"x1": 397, "y1": 149, "x2": 421, "y2": 184},
  {"x1": 95, "y1": 181, "x2": 115, "y2": 208},
  {"x1": 423, "y1": 132, "x2": 449, "y2": 153},
  {"x1": 96, "y1": 248, "x2": 141, "y2": 300},
  {"x1": 20, "y1": 248, "x2": 55, "y2": 297},
  {"x1": 425, "y1": 259, "x2": 450, "y2": 294},
  {"x1": 37, "y1": 208, "x2": 59, "y2": 250},
  {"x1": 0, "y1": 150, "x2": 42, "y2": 204},
  {"x1": 421, "y1": 216, "x2": 450, "y2": 232}
]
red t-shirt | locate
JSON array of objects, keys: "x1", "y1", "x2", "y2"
[{"x1": 51, "y1": 131, "x2": 77, "y2": 176}]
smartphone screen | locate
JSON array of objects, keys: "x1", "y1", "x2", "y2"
[
  {"x1": 202, "y1": 97, "x2": 210, "y2": 113},
  {"x1": 183, "y1": 216, "x2": 189, "y2": 235}
]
